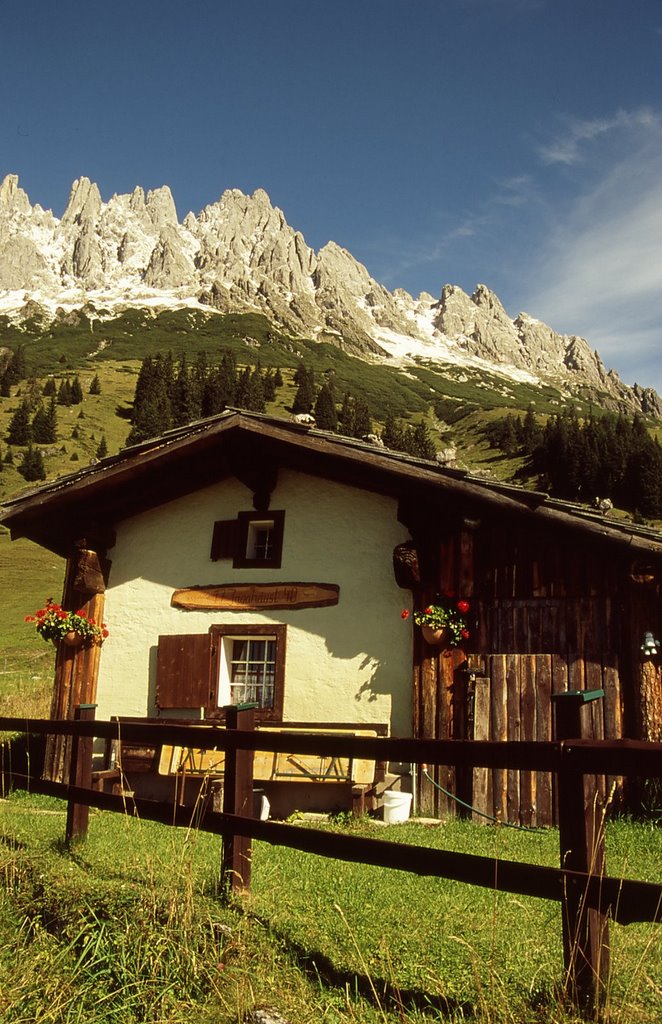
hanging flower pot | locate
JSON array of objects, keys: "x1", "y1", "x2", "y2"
[
  {"x1": 26, "y1": 600, "x2": 109, "y2": 648},
  {"x1": 62, "y1": 630, "x2": 84, "y2": 647},
  {"x1": 421, "y1": 624, "x2": 451, "y2": 647},
  {"x1": 402, "y1": 595, "x2": 471, "y2": 649}
]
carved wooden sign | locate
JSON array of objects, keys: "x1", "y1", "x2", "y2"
[{"x1": 171, "y1": 582, "x2": 340, "y2": 611}]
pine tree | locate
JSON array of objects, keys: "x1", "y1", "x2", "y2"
[
  {"x1": 69, "y1": 376, "x2": 84, "y2": 404},
  {"x1": 201, "y1": 368, "x2": 225, "y2": 417},
  {"x1": 89, "y1": 373, "x2": 102, "y2": 395},
  {"x1": 171, "y1": 355, "x2": 196, "y2": 426},
  {"x1": 314, "y1": 382, "x2": 338, "y2": 430},
  {"x1": 19, "y1": 445, "x2": 46, "y2": 482},
  {"x1": 217, "y1": 350, "x2": 237, "y2": 407},
  {"x1": 292, "y1": 366, "x2": 315, "y2": 414},
  {"x1": 339, "y1": 393, "x2": 356, "y2": 437},
  {"x1": 190, "y1": 351, "x2": 209, "y2": 414},
  {"x1": 486, "y1": 413, "x2": 521, "y2": 456},
  {"x1": 125, "y1": 371, "x2": 173, "y2": 446},
  {"x1": 43, "y1": 377, "x2": 57, "y2": 397},
  {"x1": 405, "y1": 422, "x2": 436, "y2": 460},
  {"x1": 4, "y1": 345, "x2": 27, "y2": 387},
  {"x1": 245, "y1": 364, "x2": 266, "y2": 412},
  {"x1": 521, "y1": 405, "x2": 541, "y2": 454},
  {"x1": 6, "y1": 400, "x2": 32, "y2": 445},
  {"x1": 31, "y1": 399, "x2": 58, "y2": 444},
  {"x1": 293, "y1": 361, "x2": 307, "y2": 386},
  {"x1": 57, "y1": 378, "x2": 73, "y2": 406},
  {"x1": 262, "y1": 367, "x2": 276, "y2": 402},
  {"x1": 381, "y1": 414, "x2": 405, "y2": 452},
  {"x1": 353, "y1": 398, "x2": 372, "y2": 438},
  {"x1": 273, "y1": 367, "x2": 284, "y2": 388},
  {"x1": 234, "y1": 367, "x2": 252, "y2": 409},
  {"x1": 96, "y1": 435, "x2": 109, "y2": 459},
  {"x1": 126, "y1": 353, "x2": 176, "y2": 445}
]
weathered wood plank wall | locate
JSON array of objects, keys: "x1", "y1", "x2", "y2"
[{"x1": 414, "y1": 516, "x2": 661, "y2": 823}]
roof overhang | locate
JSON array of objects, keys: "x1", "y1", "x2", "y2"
[{"x1": 2, "y1": 410, "x2": 662, "y2": 560}]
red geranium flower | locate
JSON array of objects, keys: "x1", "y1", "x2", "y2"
[
  {"x1": 25, "y1": 600, "x2": 109, "y2": 647},
  {"x1": 401, "y1": 609, "x2": 410, "y2": 620},
  {"x1": 457, "y1": 599, "x2": 470, "y2": 614}
]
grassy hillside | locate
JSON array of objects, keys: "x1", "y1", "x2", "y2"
[{"x1": 0, "y1": 531, "x2": 64, "y2": 716}]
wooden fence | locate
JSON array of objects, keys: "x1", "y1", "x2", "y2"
[{"x1": 1, "y1": 695, "x2": 661, "y2": 1018}]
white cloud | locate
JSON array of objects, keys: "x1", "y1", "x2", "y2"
[
  {"x1": 538, "y1": 108, "x2": 657, "y2": 165},
  {"x1": 522, "y1": 114, "x2": 662, "y2": 390}
]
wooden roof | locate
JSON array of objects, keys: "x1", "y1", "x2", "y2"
[{"x1": 2, "y1": 409, "x2": 662, "y2": 558}]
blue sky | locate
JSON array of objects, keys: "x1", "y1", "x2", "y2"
[{"x1": 2, "y1": 0, "x2": 662, "y2": 391}]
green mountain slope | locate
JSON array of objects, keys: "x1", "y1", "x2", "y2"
[{"x1": 1, "y1": 306, "x2": 659, "y2": 706}]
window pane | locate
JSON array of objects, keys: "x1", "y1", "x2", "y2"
[{"x1": 230, "y1": 637, "x2": 276, "y2": 708}]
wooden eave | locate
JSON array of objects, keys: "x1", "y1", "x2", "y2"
[{"x1": 2, "y1": 410, "x2": 662, "y2": 559}]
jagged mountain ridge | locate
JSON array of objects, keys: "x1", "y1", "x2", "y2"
[{"x1": 0, "y1": 173, "x2": 659, "y2": 417}]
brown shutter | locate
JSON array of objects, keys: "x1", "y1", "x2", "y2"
[
  {"x1": 156, "y1": 633, "x2": 213, "y2": 709},
  {"x1": 210, "y1": 518, "x2": 239, "y2": 560}
]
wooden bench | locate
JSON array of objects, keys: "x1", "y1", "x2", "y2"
[{"x1": 93, "y1": 718, "x2": 388, "y2": 817}]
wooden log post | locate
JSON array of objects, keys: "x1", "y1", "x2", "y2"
[
  {"x1": 65, "y1": 704, "x2": 96, "y2": 846},
  {"x1": 45, "y1": 540, "x2": 109, "y2": 783},
  {"x1": 552, "y1": 689, "x2": 610, "y2": 1014},
  {"x1": 220, "y1": 704, "x2": 256, "y2": 896}
]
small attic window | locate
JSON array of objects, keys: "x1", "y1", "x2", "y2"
[{"x1": 234, "y1": 510, "x2": 285, "y2": 568}]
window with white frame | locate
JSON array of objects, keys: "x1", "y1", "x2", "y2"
[
  {"x1": 212, "y1": 624, "x2": 286, "y2": 720},
  {"x1": 210, "y1": 510, "x2": 286, "y2": 567},
  {"x1": 246, "y1": 520, "x2": 276, "y2": 561},
  {"x1": 235, "y1": 510, "x2": 285, "y2": 568}
]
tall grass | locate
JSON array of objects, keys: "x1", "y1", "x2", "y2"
[{"x1": 0, "y1": 795, "x2": 659, "y2": 1024}]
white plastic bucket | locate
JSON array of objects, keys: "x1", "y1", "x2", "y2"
[{"x1": 382, "y1": 790, "x2": 413, "y2": 824}]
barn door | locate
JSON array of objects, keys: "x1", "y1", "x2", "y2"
[{"x1": 156, "y1": 633, "x2": 213, "y2": 709}]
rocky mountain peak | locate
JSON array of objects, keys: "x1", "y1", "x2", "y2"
[
  {"x1": 145, "y1": 185, "x2": 178, "y2": 229},
  {"x1": 0, "y1": 174, "x2": 31, "y2": 215},
  {"x1": 0, "y1": 173, "x2": 658, "y2": 417},
  {"x1": 61, "y1": 177, "x2": 102, "y2": 226}
]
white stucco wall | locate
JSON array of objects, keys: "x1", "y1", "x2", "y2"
[{"x1": 95, "y1": 469, "x2": 413, "y2": 735}]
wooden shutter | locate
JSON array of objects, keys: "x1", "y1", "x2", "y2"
[
  {"x1": 210, "y1": 519, "x2": 239, "y2": 560},
  {"x1": 156, "y1": 633, "x2": 213, "y2": 709}
]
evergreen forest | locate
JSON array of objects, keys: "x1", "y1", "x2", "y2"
[
  {"x1": 487, "y1": 406, "x2": 662, "y2": 518},
  {"x1": 0, "y1": 306, "x2": 661, "y2": 524}
]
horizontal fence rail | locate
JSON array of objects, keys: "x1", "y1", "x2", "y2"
[
  {"x1": 1, "y1": 711, "x2": 661, "y2": 1015},
  {"x1": 2, "y1": 716, "x2": 661, "y2": 775},
  {"x1": 5, "y1": 769, "x2": 661, "y2": 929}
]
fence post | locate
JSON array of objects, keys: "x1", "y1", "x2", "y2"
[
  {"x1": 65, "y1": 704, "x2": 96, "y2": 846},
  {"x1": 220, "y1": 704, "x2": 256, "y2": 896},
  {"x1": 552, "y1": 689, "x2": 610, "y2": 1014}
]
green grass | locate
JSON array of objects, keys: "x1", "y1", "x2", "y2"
[
  {"x1": 0, "y1": 531, "x2": 64, "y2": 717},
  {"x1": 0, "y1": 794, "x2": 659, "y2": 1023}
]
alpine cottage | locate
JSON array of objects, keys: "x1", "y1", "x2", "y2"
[{"x1": 2, "y1": 409, "x2": 661, "y2": 821}]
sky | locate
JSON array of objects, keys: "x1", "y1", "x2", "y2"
[{"x1": 2, "y1": 0, "x2": 662, "y2": 391}]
